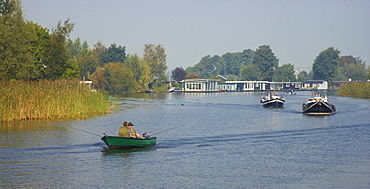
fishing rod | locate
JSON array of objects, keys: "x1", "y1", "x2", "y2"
[
  {"x1": 108, "y1": 129, "x2": 115, "y2": 135},
  {"x1": 70, "y1": 126, "x2": 102, "y2": 137},
  {"x1": 150, "y1": 126, "x2": 180, "y2": 136}
]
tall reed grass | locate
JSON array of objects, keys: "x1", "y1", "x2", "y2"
[
  {"x1": 0, "y1": 79, "x2": 113, "y2": 122},
  {"x1": 337, "y1": 82, "x2": 370, "y2": 98}
]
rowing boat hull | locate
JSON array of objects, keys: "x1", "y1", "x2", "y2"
[{"x1": 101, "y1": 136, "x2": 157, "y2": 150}]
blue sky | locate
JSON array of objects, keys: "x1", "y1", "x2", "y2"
[{"x1": 22, "y1": 0, "x2": 370, "y2": 72}]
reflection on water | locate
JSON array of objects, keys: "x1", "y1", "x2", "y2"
[
  {"x1": 1, "y1": 91, "x2": 369, "y2": 188},
  {"x1": 101, "y1": 147, "x2": 156, "y2": 157}
]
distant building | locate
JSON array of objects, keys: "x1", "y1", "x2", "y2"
[
  {"x1": 266, "y1": 82, "x2": 301, "y2": 91},
  {"x1": 180, "y1": 79, "x2": 219, "y2": 92},
  {"x1": 302, "y1": 80, "x2": 328, "y2": 90},
  {"x1": 218, "y1": 82, "x2": 238, "y2": 91},
  {"x1": 180, "y1": 78, "x2": 329, "y2": 92}
]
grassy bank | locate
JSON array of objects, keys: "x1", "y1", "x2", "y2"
[
  {"x1": 0, "y1": 80, "x2": 113, "y2": 122},
  {"x1": 337, "y1": 82, "x2": 370, "y2": 98}
]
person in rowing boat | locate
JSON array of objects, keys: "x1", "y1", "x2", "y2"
[
  {"x1": 118, "y1": 121, "x2": 128, "y2": 137},
  {"x1": 118, "y1": 121, "x2": 144, "y2": 138}
]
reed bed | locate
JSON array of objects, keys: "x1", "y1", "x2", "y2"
[
  {"x1": 0, "y1": 79, "x2": 112, "y2": 122},
  {"x1": 337, "y1": 82, "x2": 370, "y2": 98}
]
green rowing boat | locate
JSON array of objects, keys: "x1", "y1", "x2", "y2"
[{"x1": 101, "y1": 135, "x2": 157, "y2": 150}]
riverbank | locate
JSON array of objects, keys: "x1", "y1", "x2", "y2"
[
  {"x1": 337, "y1": 82, "x2": 370, "y2": 98},
  {"x1": 0, "y1": 80, "x2": 113, "y2": 122}
]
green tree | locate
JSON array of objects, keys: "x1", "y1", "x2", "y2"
[
  {"x1": 67, "y1": 37, "x2": 89, "y2": 60},
  {"x1": 43, "y1": 19, "x2": 75, "y2": 80},
  {"x1": 124, "y1": 53, "x2": 151, "y2": 91},
  {"x1": 297, "y1": 71, "x2": 308, "y2": 82},
  {"x1": 67, "y1": 37, "x2": 82, "y2": 59},
  {"x1": 253, "y1": 45, "x2": 279, "y2": 81},
  {"x1": 67, "y1": 40, "x2": 102, "y2": 80},
  {"x1": 100, "y1": 43, "x2": 126, "y2": 65},
  {"x1": 190, "y1": 55, "x2": 220, "y2": 78},
  {"x1": 274, "y1": 63, "x2": 296, "y2": 82},
  {"x1": 312, "y1": 47, "x2": 340, "y2": 85},
  {"x1": 29, "y1": 22, "x2": 50, "y2": 79},
  {"x1": 90, "y1": 67, "x2": 107, "y2": 91},
  {"x1": 143, "y1": 44, "x2": 168, "y2": 84},
  {"x1": 241, "y1": 49, "x2": 254, "y2": 67},
  {"x1": 240, "y1": 64, "x2": 261, "y2": 81},
  {"x1": 335, "y1": 55, "x2": 367, "y2": 81},
  {"x1": 76, "y1": 51, "x2": 97, "y2": 80},
  {"x1": 0, "y1": 0, "x2": 38, "y2": 80},
  {"x1": 187, "y1": 49, "x2": 254, "y2": 79},
  {"x1": 61, "y1": 60, "x2": 80, "y2": 79},
  {"x1": 185, "y1": 73, "x2": 200, "y2": 79},
  {"x1": 104, "y1": 62, "x2": 139, "y2": 93},
  {"x1": 219, "y1": 52, "x2": 243, "y2": 76}
]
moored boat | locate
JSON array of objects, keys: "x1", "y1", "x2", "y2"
[
  {"x1": 101, "y1": 135, "x2": 157, "y2": 150},
  {"x1": 285, "y1": 90, "x2": 296, "y2": 95},
  {"x1": 302, "y1": 94, "x2": 336, "y2": 114},
  {"x1": 260, "y1": 93, "x2": 285, "y2": 108}
]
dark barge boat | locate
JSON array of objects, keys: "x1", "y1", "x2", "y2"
[
  {"x1": 302, "y1": 94, "x2": 336, "y2": 114},
  {"x1": 260, "y1": 93, "x2": 285, "y2": 108}
]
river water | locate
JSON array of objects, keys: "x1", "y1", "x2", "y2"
[{"x1": 1, "y1": 91, "x2": 369, "y2": 188}]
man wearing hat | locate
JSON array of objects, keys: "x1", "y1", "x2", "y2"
[{"x1": 118, "y1": 121, "x2": 144, "y2": 138}]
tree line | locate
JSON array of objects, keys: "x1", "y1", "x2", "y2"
[
  {"x1": 180, "y1": 46, "x2": 369, "y2": 86},
  {"x1": 0, "y1": 0, "x2": 168, "y2": 93},
  {"x1": 2, "y1": 0, "x2": 369, "y2": 93}
]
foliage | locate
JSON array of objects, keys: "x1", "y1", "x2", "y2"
[
  {"x1": 76, "y1": 41, "x2": 105, "y2": 79},
  {"x1": 100, "y1": 43, "x2": 126, "y2": 65},
  {"x1": 185, "y1": 73, "x2": 200, "y2": 79},
  {"x1": 186, "y1": 55, "x2": 219, "y2": 78},
  {"x1": 312, "y1": 47, "x2": 340, "y2": 85},
  {"x1": 43, "y1": 19, "x2": 75, "y2": 80},
  {"x1": 219, "y1": 53, "x2": 242, "y2": 75},
  {"x1": 171, "y1": 66, "x2": 186, "y2": 82},
  {"x1": 0, "y1": 0, "x2": 38, "y2": 80},
  {"x1": 240, "y1": 64, "x2": 261, "y2": 81},
  {"x1": 90, "y1": 67, "x2": 107, "y2": 91},
  {"x1": 152, "y1": 84, "x2": 170, "y2": 93},
  {"x1": 29, "y1": 22, "x2": 50, "y2": 79},
  {"x1": 338, "y1": 82, "x2": 370, "y2": 98},
  {"x1": 86, "y1": 43, "x2": 169, "y2": 93},
  {"x1": 61, "y1": 60, "x2": 80, "y2": 79},
  {"x1": 252, "y1": 45, "x2": 279, "y2": 81},
  {"x1": 67, "y1": 37, "x2": 83, "y2": 58},
  {"x1": 103, "y1": 62, "x2": 139, "y2": 93},
  {"x1": 273, "y1": 63, "x2": 296, "y2": 82},
  {"x1": 124, "y1": 54, "x2": 151, "y2": 91},
  {"x1": 297, "y1": 71, "x2": 308, "y2": 82},
  {"x1": 186, "y1": 49, "x2": 254, "y2": 78},
  {"x1": 0, "y1": 79, "x2": 112, "y2": 122},
  {"x1": 335, "y1": 55, "x2": 367, "y2": 81},
  {"x1": 143, "y1": 44, "x2": 168, "y2": 86},
  {"x1": 0, "y1": 0, "x2": 77, "y2": 81}
]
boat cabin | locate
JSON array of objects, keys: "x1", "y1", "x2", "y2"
[
  {"x1": 180, "y1": 79, "x2": 219, "y2": 92},
  {"x1": 303, "y1": 80, "x2": 328, "y2": 90}
]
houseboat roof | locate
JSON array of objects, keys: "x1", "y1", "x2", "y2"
[
  {"x1": 225, "y1": 80, "x2": 268, "y2": 83},
  {"x1": 180, "y1": 79, "x2": 219, "y2": 83},
  {"x1": 305, "y1": 80, "x2": 326, "y2": 84}
]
